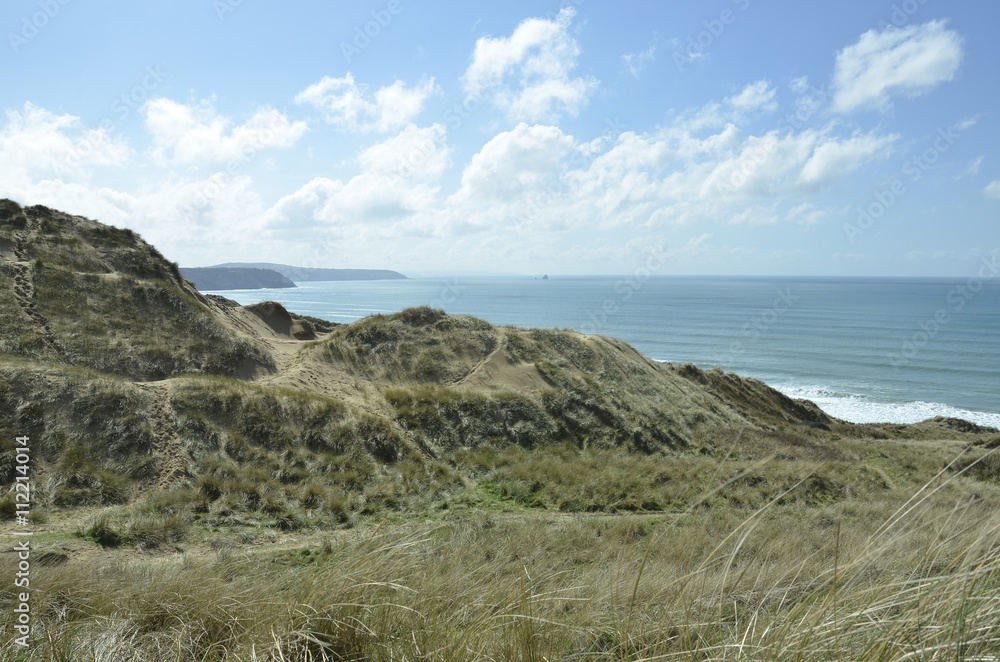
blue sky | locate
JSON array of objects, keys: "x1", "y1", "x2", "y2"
[{"x1": 1, "y1": 0, "x2": 997, "y2": 276}]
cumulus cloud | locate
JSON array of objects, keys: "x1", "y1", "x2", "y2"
[
  {"x1": 702, "y1": 127, "x2": 895, "y2": 199},
  {"x1": 679, "y1": 81, "x2": 778, "y2": 133},
  {"x1": 357, "y1": 123, "x2": 450, "y2": 180},
  {"x1": 431, "y1": 122, "x2": 580, "y2": 234},
  {"x1": 0, "y1": 103, "x2": 130, "y2": 179},
  {"x1": 1, "y1": 61, "x2": 911, "y2": 272},
  {"x1": 265, "y1": 129, "x2": 449, "y2": 238},
  {"x1": 283, "y1": 123, "x2": 454, "y2": 233},
  {"x1": 832, "y1": 20, "x2": 963, "y2": 113},
  {"x1": 726, "y1": 80, "x2": 778, "y2": 112},
  {"x1": 797, "y1": 131, "x2": 896, "y2": 187},
  {"x1": 2, "y1": 171, "x2": 273, "y2": 266},
  {"x1": 294, "y1": 74, "x2": 438, "y2": 133},
  {"x1": 462, "y1": 7, "x2": 598, "y2": 122},
  {"x1": 457, "y1": 123, "x2": 575, "y2": 197},
  {"x1": 144, "y1": 98, "x2": 307, "y2": 167}
]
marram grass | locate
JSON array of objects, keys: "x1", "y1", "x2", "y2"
[{"x1": 3, "y1": 454, "x2": 1000, "y2": 661}]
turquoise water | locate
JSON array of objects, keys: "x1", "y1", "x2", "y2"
[{"x1": 207, "y1": 276, "x2": 1000, "y2": 428}]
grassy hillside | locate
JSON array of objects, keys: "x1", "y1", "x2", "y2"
[
  {"x1": 0, "y1": 201, "x2": 274, "y2": 379},
  {"x1": 2, "y1": 200, "x2": 1000, "y2": 659}
]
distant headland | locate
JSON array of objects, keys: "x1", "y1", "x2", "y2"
[{"x1": 180, "y1": 262, "x2": 408, "y2": 290}]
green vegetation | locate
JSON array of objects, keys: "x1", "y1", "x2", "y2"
[
  {"x1": 0, "y1": 364, "x2": 159, "y2": 491},
  {"x1": 316, "y1": 306, "x2": 498, "y2": 382},
  {"x1": 22, "y1": 204, "x2": 180, "y2": 283},
  {"x1": 32, "y1": 263, "x2": 273, "y2": 379},
  {"x1": 1, "y1": 202, "x2": 274, "y2": 379},
  {"x1": 3, "y1": 451, "x2": 1000, "y2": 659},
  {"x1": 2, "y1": 200, "x2": 1000, "y2": 658},
  {"x1": 0, "y1": 263, "x2": 49, "y2": 359},
  {"x1": 387, "y1": 385, "x2": 556, "y2": 453}
]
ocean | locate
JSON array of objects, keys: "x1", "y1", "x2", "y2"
[{"x1": 206, "y1": 275, "x2": 1000, "y2": 428}]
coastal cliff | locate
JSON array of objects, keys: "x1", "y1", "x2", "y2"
[{"x1": 180, "y1": 266, "x2": 297, "y2": 291}]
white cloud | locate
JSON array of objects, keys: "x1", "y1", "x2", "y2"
[
  {"x1": 265, "y1": 129, "x2": 449, "y2": 238},
  {"x1": 798, "y1": 131, "x2": 896, "y2": 187},
  {"x1": 621, "y1": 44, "x2": 656, "y2": 78},
  {"x1": 983, "y1": 180, "x2": 1000, "y2": 200},
  {"x1": 260, "y1": 177, "x2": 345, "y2": 237},
  {"x1": 832, "y1": 20, "x2": 963, "y2": 113},
  {"x1": 144, "y1": 98, "x2": 307, "y2": 167},
  {"x1": 954, "y1": 115, "x2": 980, "y2": 131},
  {"x1": 679, "y1": 81, "x2": 777, "y2": 133},
  {"x1": 729, "y1": 206, "x2": 780, "y2": 227},
  {"x1": 462, "y1": 7, "x2": 598, "y2": 122},
  {"x1": 702, "y1": 127, "x2": 895, "y2": 199},
  {"x1": 268, "y1": 172, "x2": 441, "y2": 234},
  {"x1": 0, "y1": 103, "x2": 130, "y2": 179},
  {"x1": 357, "y1": 123, "x2": 450, "y2": 180},
  {"x1": 295, "y1": 74, "x2": 438, "y2": 133},
  {"x1": 3, "y1": 172, "x2": 273, "y2": 265},
  {"x1": 726, "y1": 80, "x2": 777, "y2": 113},
  {"x1": 452, "y1": 122, "x2": 576, "y2": 205},
  {"x1": 0, "y1": 64, "x2": 912, "y2": 273},
  {"x1": 442, "y1": 122, "x2": 578, "y2": 233}
]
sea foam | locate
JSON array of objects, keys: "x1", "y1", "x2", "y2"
[{"x1": 777, "y1": 385, "x2": 1000, "y2": 429}]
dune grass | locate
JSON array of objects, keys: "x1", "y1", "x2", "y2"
[
  {"x1": 31, "y1": 264, "x2": 274, "y2": 380},
  {"x1": 314, "y1": 307, "x2": 498, "y2": 384},
  {"x1": 0, "y1": 263, "x2": 49, "y2": 360},
  {"x1": 3, "y1": 443, "x2": 1000, "y2": 660}
]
